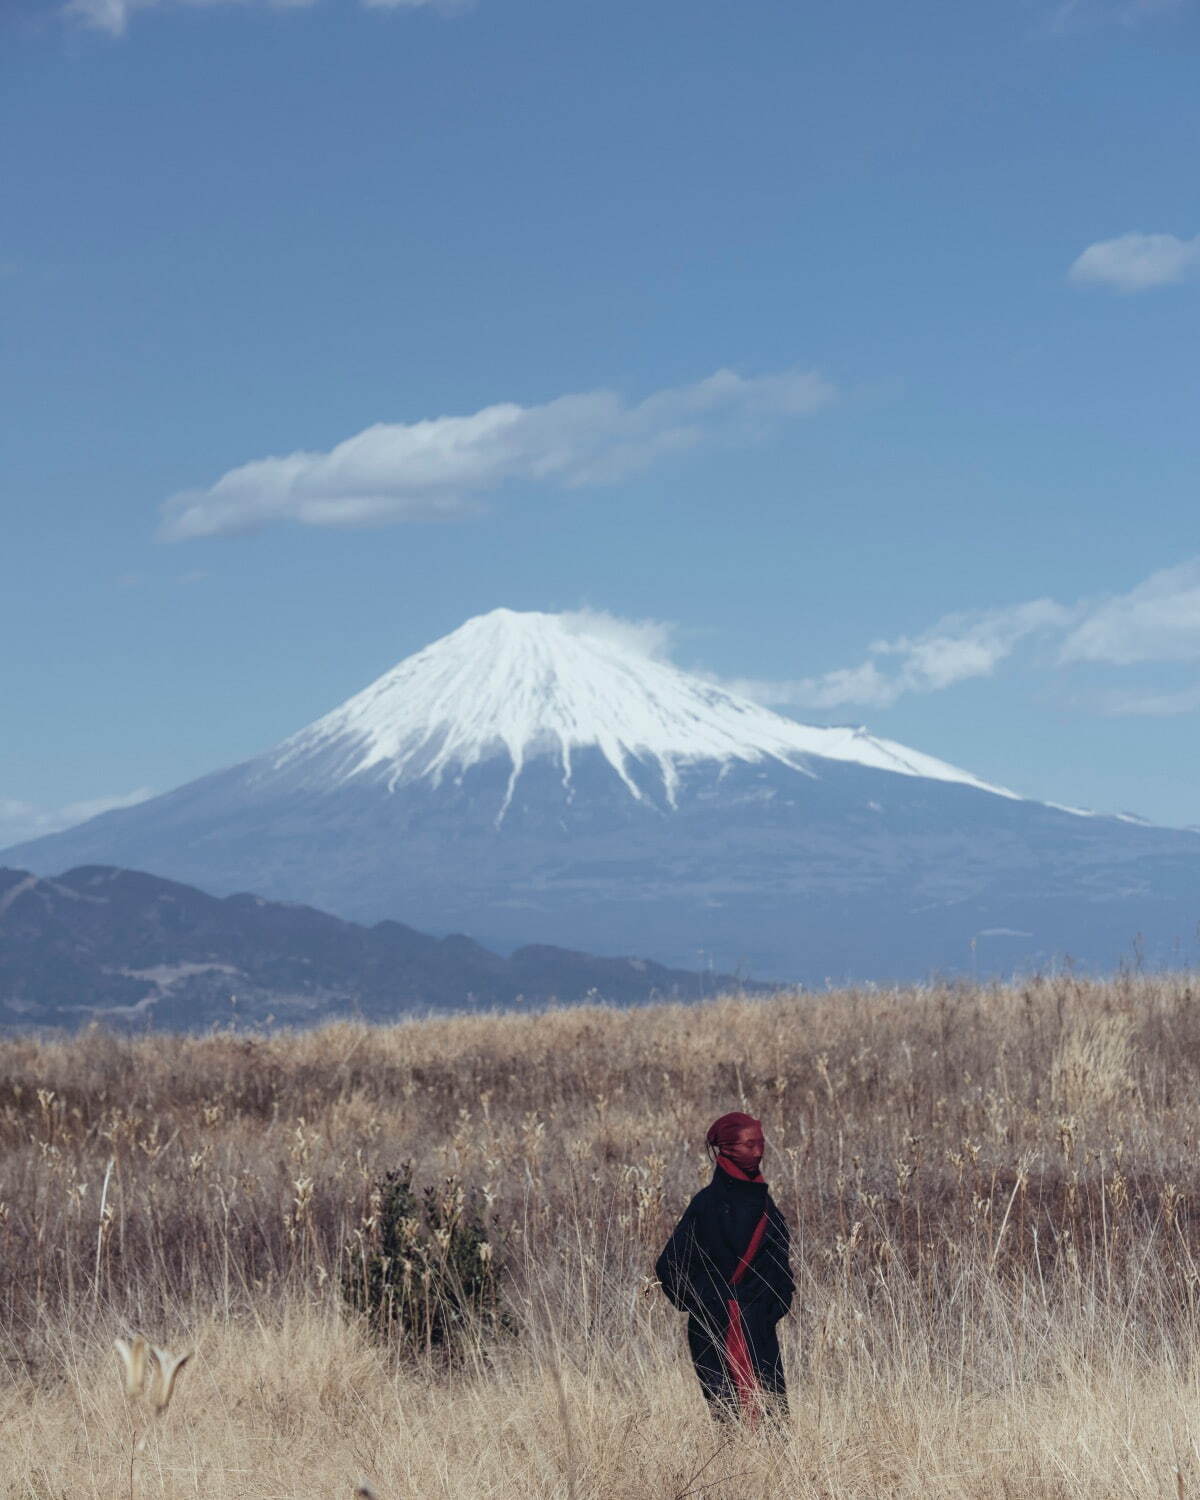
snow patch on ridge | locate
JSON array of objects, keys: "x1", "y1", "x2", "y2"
[{"x1": 271, "y1": 608, "x2": 1021, "y2": 819}]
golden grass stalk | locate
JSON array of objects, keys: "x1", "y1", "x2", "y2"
[{"x1": 5, "y1": 973, "x2": 1200, "y2": 1494}]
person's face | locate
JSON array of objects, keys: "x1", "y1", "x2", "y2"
[{"x1": 723, "y1": 1123, "x2": 765, "y2": 1174}]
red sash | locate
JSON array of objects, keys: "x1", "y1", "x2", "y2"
[{"x1": 717, "y1": 1156, "x2": 769, "y2": 1421}]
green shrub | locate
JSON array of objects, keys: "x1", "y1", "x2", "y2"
[{"x1": 343, "y1": 1165, "x2": 504, "y2": 1356}]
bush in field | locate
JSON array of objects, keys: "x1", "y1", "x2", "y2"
[{"x1": 342, "y1": 1165, "x2": 504, "y2": 1356}]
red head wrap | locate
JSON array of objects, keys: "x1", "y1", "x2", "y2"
[{"x1": 705, "y1": 1111, "x2": 761, "y2": 1152}]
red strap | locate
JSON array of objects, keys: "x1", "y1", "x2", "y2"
[
  {"x1": 731, "y1": 1211, "x2": 768, "y2": 1286},
  {"x1": 725, "y1": 1298, "x2": 758, "y2": 1417},
  {"x1": 725, "y1": 1211, "x2": 769, "y2": 1421}
]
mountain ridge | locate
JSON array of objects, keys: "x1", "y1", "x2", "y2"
[
  {"x1": 0, "y1": 863, "x2": 753, "y2": 1029},
  {"x1": 5, "y1": 609, "x2": 1200, "y2": 983}
]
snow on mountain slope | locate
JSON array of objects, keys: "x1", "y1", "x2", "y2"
[
  {"x1": 270, "y1": 608, "x2": 1019, "y2": 818},
  {"x1": 6, "y1": 607, "x2": 1200, "y2": 985}
]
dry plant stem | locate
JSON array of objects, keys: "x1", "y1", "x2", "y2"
[
  {"x1": 110, "y1": 1333, "x2": 190, "y2": 1499},
  {"x1": 95, "y1": 1156, "x2": 114, "y2": 1307},
  {"x1": 551, "y1": 1363, "x2": 580, "y2": 1500},
  {"x1": 5, "y1": 973, "x2": 1200, "y2": 1496},
  {"x1": 671, "y1": 1440, "x2": 727, "y2": 1500}
]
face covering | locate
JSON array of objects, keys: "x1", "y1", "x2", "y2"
[{"x1": 705, "y1": 1111, "x2": 765, "y2": 1179}]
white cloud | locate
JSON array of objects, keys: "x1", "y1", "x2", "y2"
[
  {"x1": 0, "y1": 789, "x2": 155, "y2": 851},
  {"x1": 558, "y1": 609, "x2": 677, "y2": 663},
  {"x1": 65, "y1": 0, "x2": 316, "y2": 35},
  {"x1": 726, "y1": 599, "x2": 1071, "y2": 711},
  {"x1": 159, "y1": 368, "x2": 835, "y2": 541},
  {"x1": 727, "y1": 660, "x2": 898, "y2": 712},
  {"x1": 361, "y1": 0, "x2": 468, "y2": 10},
  {"x1": 1069, "y1": 232, "x2": 1200, "y2": 291},
  {"x1": 1047, "y1": 0, "x2": 1186, "y2": 31},
  {"x1": 711, "y1": 560, "x2": 1200, "y2": 720},
  {"x1": 1059, "y1": 560, "x2": 1200, "y2": 665},
  {"x1": 64, "y1": 0, "x2": 452, "y2": 33},
  {"x1": 63, "y1": 0, "x2": 134, "y2": 31},
  {"x1": 1096, "y1": 684, "x2": 1200, "y2": 717}
]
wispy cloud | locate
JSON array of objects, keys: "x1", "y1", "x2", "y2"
[
  {"x1": 726, "y1": 600, "x2": 1072, "y2": 711},
  {"x1": 563, "y1": 579, "x2": 1200, "y2": 723},
  {"x1": 707, "y1": 560, "x2": 1200, "y2": 719},
  {"x1": 65, "y1": 0, "x2": 455, "y2": 35},
  {"x1": 1059, "y1": 560, "x2": 1200, "y2": 665},
  {"x1": 66, "y1": 0, "x2": 316, "y2": 37},
  {"x1": 1069, "y1": 232, "x2": 1200, "y2": 291},
  {"x1": 159, "y1": 368, "x2": 836, "y2": 541},
  {"x1": 1096, "y1": 683, "x2": 1200, "y2": 717},
  {"x1": 558, "y1": 609, "x2": 678, "y2": 664},
  {"x1": 0, "y1": 789, "x2": 155, "y2": 850},
  {"x1": 361, "y1": 0, "x2": 468, "y2": 10},
  {"x1": 1047, "y1": 0, "x2": 1187, "y2": 31}
]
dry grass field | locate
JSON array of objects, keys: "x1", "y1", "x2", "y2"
[{"x1": 4, "y1": 972, "x2": 1200, "y2": 1497}]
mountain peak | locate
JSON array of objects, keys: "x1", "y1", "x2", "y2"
[
  {"x1": 270, "y1": 608, "x2": 1018, "y2": 818},
  {"x1": 11, "y1": 608, "x2": 1200, "y2": 986}
]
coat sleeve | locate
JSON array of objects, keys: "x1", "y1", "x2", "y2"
[{"x1": 654, "y1": 1200, "x2": 702, "y2": 1313}]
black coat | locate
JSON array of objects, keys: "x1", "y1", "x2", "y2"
[{"x1": 655, "y1": 1167, "x2": 794, "y2": 1410}]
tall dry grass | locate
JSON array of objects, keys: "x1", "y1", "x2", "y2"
[{"x1": 4, "y1": 972, "x2": 1200, "y2": 1496}]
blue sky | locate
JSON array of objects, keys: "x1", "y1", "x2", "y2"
[{"x1": 4, "y1": 0, "x2": 1200, "y2": 845}]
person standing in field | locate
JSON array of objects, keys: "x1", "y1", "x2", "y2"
[{"x1": 654, "y1": 1111, "x2": 793, "y2": 1422}]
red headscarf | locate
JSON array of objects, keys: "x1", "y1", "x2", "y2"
[{"x1": 706, "y1": 1111, "x2": 761, "y2": 1153}]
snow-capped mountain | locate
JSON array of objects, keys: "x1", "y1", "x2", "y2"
[
  {"x1": 6, "y1": 608, "x2": 1200, "y2": 983},
  {"x1": 269, "y1": 609, "x2": 1016, "y2": 814}
]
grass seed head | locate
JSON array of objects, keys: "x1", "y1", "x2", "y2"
[
  {"x1": 149, "y1": 1346, "x2": 192, "y2": 1413},
  {"x1": 113, "y1": 1335, "x2": 150, "y2": 1400}
]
